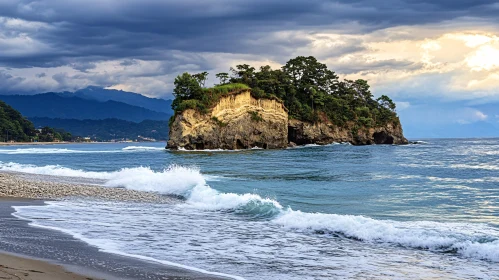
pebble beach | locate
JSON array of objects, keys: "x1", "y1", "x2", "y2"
[{"x1": 0, "y1": 172, "x2": 174, "y2": 203}]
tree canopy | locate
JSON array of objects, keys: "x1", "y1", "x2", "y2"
[
  {"x1": 0, "y1": 100, "x2": 36, "y2": 142},
  {"x1": 171, "y1": 56, "x2": 400, "y2": 128},
  {"x1": 0, "y1": 100, "x2": 72, "y2": 142}
]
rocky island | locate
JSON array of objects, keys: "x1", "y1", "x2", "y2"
[{"x1": 167, "y1": 56, "x2": 407, "y2": 150}]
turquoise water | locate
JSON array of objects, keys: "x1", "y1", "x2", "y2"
[{"x1": 1, "y1": 139, "x2": 498, "y2": 279}]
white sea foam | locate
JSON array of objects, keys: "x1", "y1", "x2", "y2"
[
  {"x1": 11, "y1": 207, "x2": 245, "y2": 280},
  {"x1": 1, "y1": 161, "x2": 278, "y2": 212},
  {"x1": 0, "y1": 146, "x2": 165, "y2": 154},
  {"x1": 287, "y1": 143, "x2": 342, "y2": 149},
  {"x1": 122, "y1": 146, "x2": 165, "y2": 151},
  {"x1": 451, "y1": 164, "x2": 499, "y2": 171},
  {"x1": 273, "y1": 210, "x2": 499, "y2": 262},
  {"x1": 177, "y1": 147, "x2": 243, "y2": 152},
  {"x1": 0, "y1": 162, "x2": 113, "y2": 178},
  {"x1": 5, "y1": 161, "x2": 499, "y2": 263},
  {"x1": 0, "y1": 148, "x2": 118, "y2": 154}
]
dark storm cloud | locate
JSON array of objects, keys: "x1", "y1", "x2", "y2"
[
  {"x1": 0, "y1": 71, "x2": 26, "y2": 91},
  {"x1": 0, "y1": 0, "x2": 497, "y2": 68},
  {"x1": 71, "y1": 62, "x2": 97, "y2": 73}
]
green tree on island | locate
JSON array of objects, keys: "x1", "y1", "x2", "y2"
[{"x1": 170, "y1": 56, "x2": 399, "y2": 128}]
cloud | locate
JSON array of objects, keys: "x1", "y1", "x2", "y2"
[
  {"x1": 0, "y1": 0, "x2": 498, "y2": 101},
  {"x1": 473, "y1": 110, "x2": 488, "y2": 121},
  {"x1": 396, "y1": 101, "x2": 411, "y2": 111}
]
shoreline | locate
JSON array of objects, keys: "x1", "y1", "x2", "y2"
[
  {"x1": 0, "y1": 173, "x2": 232, "y2": 280},
  {"x1": 0, "y1": 141, "x2": 162, "y2": 147}
]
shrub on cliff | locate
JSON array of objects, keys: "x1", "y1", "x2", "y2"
[
  {"x1": 172, "y1": 75, "x2": 249, "y2": 114},
  {"x1": 170, "y1": 56, "x2": 400, "y2": 128}
]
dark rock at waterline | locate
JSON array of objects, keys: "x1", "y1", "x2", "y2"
[{"x1": 288, "y1": 119, "x2": 408, "y2": 146}]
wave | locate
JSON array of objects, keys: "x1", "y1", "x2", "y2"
[
  {"x1": 451, "y1": 164, "x2": 499, "y2": 171},
  {"x1": 0, "y1": 148, "x2": 119, "y2": 154},
  {"x1": 0, "y1": 146, "x2": 165, "y2": 154},
  {"x1": 122, "y1": 146, "x2": 165, "y2": 151},
  {"x1": 5, "y1": 161, "x2": 499, "y2": 262},
  {"x1": 273, "y1": 210, "x2": 499, "y2": 262},
  {"x1": 177, "y1": 147, "x2": 247, "y2": 152},
  {"x1": 11, "y1": 208, "x2": 245, "y2": 280},
  {"x1": 0, "y1": 162, "x2": 114, "y2": 178},
  {"x1": 287, "y1": 143, "x2": 343, "y2": 149},
  {"x1": 0, "y1": 162, "x2": 279, "y2": 215}
]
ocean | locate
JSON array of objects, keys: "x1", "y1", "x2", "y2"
[{"x1": 1, "y1": 139, "x2": 498, "y2": 279}]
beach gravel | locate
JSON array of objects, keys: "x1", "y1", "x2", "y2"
[{"x1": 0, "y1": 173, "x2": 174, "y2": 203}]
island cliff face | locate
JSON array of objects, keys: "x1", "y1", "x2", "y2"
[
  {"x1": 167, "y1": 90, "x2": 408, "y2": 150},
  {"x1": 167, "y1": 90, "x2": 289, "y2": 150},
  {"x1": 288, "y1": 119, "x2": 408, "y2": 146}
]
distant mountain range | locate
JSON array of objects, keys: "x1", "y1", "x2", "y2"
[
  {"x1": 30, "y1": 117, "x2": 169, "y2": 141},
  {"x1": 0, "y1": 87, "x2": 174, "y2": 140},
  {"x1": 0, "y1": 87, "x2": 173, "y2": 123},
  {"x1": 67, "y1": 86, "x2": 172, "y2": 114}
]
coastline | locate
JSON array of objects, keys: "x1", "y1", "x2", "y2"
[
  {"x1": 0, "y1": 173, "x2": 232, "y2": 280},
  {"x1": 0, "y1": 142, "x2": 151, "y2": 146}
]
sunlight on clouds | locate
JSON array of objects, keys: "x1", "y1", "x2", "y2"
[
  {"x1": 466, "y1": 45, "x2": 499, "y2": 71},
  {"x1": 297, "y1": 28, "x2": 499, "y2": 100},
  {"x1": 447, "y1": 33, "x2": 497, "y2": 48}
]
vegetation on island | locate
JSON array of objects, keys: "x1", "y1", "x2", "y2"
[
  {"x1": 171, "y1": 56, "x2": 399, "y2": 128},
  {"x1": 0, "y1": 100, "x2": 72, "y2": 142}
]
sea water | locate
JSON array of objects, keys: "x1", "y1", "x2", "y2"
[{"x1": 1, "y1": 139, "x2": 498, "y2": 279}]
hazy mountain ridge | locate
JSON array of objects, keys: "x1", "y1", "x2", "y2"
[
  {"x1": 30, "y1": 117, "x2": 170, "y2": 141},
  {"x1": 0, "y1": 93, "x2": 171, "y2": 123},
  {"x1": 66, "y1": 86, "x2": 173, "y2": 114}
]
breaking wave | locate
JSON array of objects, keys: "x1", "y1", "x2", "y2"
[
  {"x1": 273, "y1": 211, "x2": 499, "y2": 262},
  {"x1": 5, "y1": 161, "x2": 499, "y2": 262}
]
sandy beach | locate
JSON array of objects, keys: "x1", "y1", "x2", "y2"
[
  {"x1": 0, "y1": 172, "x2": 229, "y2": 280},
  {"x1": 0, "y1": 252, "x2": 93, "y2": 280}
]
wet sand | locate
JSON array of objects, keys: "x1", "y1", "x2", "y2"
[
  {"x1": 0, "y1": 174, "x2": 230, "y2": 280},
  {"x1": 0, "y1": 252, "x2": 93, "y2": 280}
]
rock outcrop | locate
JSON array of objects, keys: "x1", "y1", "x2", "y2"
[
  {"x1": 288, "y1": 119, "x2": 408, "y2": 145},
  {"x1": 168, "y1": 90, "x2": 408, "y2": 150},
  {"x1": 167, "y1": 90, "x2": 288, "y2": 150}
]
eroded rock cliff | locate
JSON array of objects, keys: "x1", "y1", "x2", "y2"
[
  {"x1": 168, "y1": 90, "x2": 408, "y2": 150},
  {"x1": 288, "y1": 119, "x2": 408, "y2": 145},
  {"x1": 167, "y1": 90, "x2": 288, "y2": 150}
]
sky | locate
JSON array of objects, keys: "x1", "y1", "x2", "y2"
[{"x1": 1, "y1": 0, "x2": 499, "y2": 138}]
